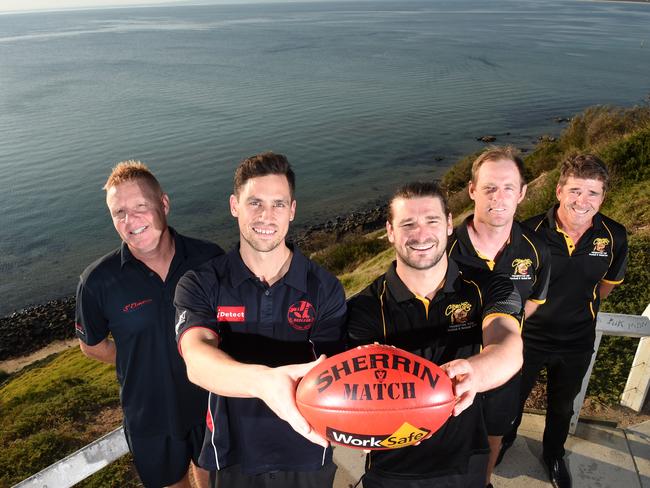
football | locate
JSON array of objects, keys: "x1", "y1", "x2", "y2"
[{"x1": 296, "y1": 344, "x2": 455, "y2": 450}]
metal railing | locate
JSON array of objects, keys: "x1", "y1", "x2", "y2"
[{"x1": 13, "y1": 307, "x2": 650, "y2": 488}]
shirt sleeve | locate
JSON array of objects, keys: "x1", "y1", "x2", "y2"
[
  {"x1": 174, "y1": 268, "x2": 219, "y2": 352},
  {"x1": 75, "y1": 277, "x2": 109, "y2": 346},
  {"x1": 309, "y1": 278, "x2": 347, "y2": 357},
  {"x1": 346, "y1": 285, "x2": 385, "y2": 347},
  {"x1": 481, "y1": 272, "x2": 523, "y2": 325},
  {"x1": 603, "y1": 227, "x2": 628, "y2": 284},
  {"x1": 529, "y1": 239, "x2": 551, "y2": 303}
]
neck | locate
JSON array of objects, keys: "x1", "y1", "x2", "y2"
[
  {"x1": 555, "y1": 207, "x2": 592, "y2": 240},
  {"x1": 129, "y1": 227, "x2": 175, "y2": 280},
  {"x1": 395, "y1": 256, "x2": 448, "y2": 300},
  {"x1": 467, "y1": 217, "x2": 512, "y2": 260},
  {"x1": 240, "y1": 241, "x2": 293, "y2": 286}
]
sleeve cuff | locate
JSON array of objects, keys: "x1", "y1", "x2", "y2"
[
  {"x1": 529, "y1": 298, "x2": 546, "y2": 304},
  {"x1": 601, "y1": 278, "x2": 624, "y2": 285}
]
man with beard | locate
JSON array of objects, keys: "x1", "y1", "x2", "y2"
[
  {"x1": 448, "y1": 146, "x2": 551, "y2": 488},
  {"x1": 347, "y1": 181, "x2": 523, "y2": 488},
  {"x1": 76, "y1": 161, "x2": 222, "y2": 488},
  {"x1": 174, "y1": 152, "x2": 347, "y2": 488},
  {"x1": 501, "y1": 155, "x2": 628, "y2": 488}
]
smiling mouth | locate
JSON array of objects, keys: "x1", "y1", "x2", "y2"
[
  {"x1": 252, "y1": 226, "x2": 276, "y2": 236},
  {"x1": 571, "y1": 207, "x2": 590, "y2": 215},
  {"x1": 407, "y1": 242, "x2": 435, "y2": 251},
  {"x1": 130, "y1": 226, "x2": 148, "y2": 235}
]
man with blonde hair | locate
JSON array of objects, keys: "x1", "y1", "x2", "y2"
[
  {"x1": 448, "y1": 146, "x2": 551, "y2": 488},
  {"x1": 75, "y1": 161, "x2": 223, "y2": 488}
]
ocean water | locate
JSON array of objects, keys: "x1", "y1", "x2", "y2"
[{"x1": 1, "y1": 0, "x2": 649, "y2": 315}]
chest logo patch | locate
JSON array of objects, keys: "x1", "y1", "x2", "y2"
[
  {"x1": 288, "y1": 300, "x2": 316, "y2": 331},
  {"x1": 590, "y1": 238, "x2": 610, "y2": 257},
  {"x1": 511, "y1": 258, "x2": 533, "y2": 280},
  {"x1": 122, "y1": 299, "x2": 153, "y2": 313},
  {"x1": 445, "y1": 302, "x2": 472, "y2": 324},
  {"x1": 217, "y1": 306, "x2": 246, "y2": 322}
]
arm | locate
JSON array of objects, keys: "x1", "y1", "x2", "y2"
[
  {"x1": 524, "y1": 299, "x2": 541, "y2": 318},
  {"x1": 180, "y1": 327, "x2": 328, "y2": 447},
  {"x1": 442, "y1": 314, "x2": 522, "y2": 416},
  {"x1": 598, "y1": 281, "x2": 618, "y2": 299},
  {"x1": 79, "y1": 337, "x2": 116, "y2": 365}
]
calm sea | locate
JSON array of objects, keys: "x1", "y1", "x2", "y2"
[{"x1": 1, "y1": 0, "x2": 649, "y2": 315}]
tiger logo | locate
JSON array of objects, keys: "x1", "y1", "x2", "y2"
[
  {"x1": 593, "y1": 238, "x2": 609, "y2": 253},
  {"x1": 512, "y1": 258, "x2": 533, "y2": 276},
  {"x1": 445, "y1": 302, "x2": 472, "y2": 324}
]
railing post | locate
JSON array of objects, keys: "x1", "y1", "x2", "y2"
[{"x1": 620, "y1": 304, "x2": 650, "y2": 411}]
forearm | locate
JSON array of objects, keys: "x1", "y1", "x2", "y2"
[
  {"x1": 524, "y1": 299, "x2": 541, "y2": 318},
  {"x1": 183, "y1": 332, "x2": 270, "y2": 398},
  {"x1": 470, "y1": 314, "x2": 523, "y2": 392},
  {"x1": 79, "y1": 339, "x2": 117, "y2": 365}
]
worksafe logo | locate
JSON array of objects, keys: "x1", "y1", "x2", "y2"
[
  {"x1": 326, "y1": 422, "x2": 430, "y2": 449},
  {"x1": 590, "y1": 238, "x2": 610, "y2": 257},
  {"x1": 511, "y1": 258, "x2": 533, "y2": 280},
  {"x1": 445, "y1": 302, "x2": 472, "y2": 324},
  {"x1": 287, "y1": 301, "x2": 315, "y2": 331}
]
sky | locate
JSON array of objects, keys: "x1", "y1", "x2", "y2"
[{"x1": 0, "y1": 0, "x2": 307, "y2": 14}]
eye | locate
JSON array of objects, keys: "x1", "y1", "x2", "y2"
[{"x1": 274, "y1": 201, "x2": 286, "y2": 208}]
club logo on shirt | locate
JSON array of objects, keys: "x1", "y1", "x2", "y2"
[
  {"x1": 445, "y1": 302, "x2": 472, "y2": 324},
  {"x1": 217, "y1": 306, "x2": 246, "y2": 322},
  {"x1": 590, "y1": 238, "x2": 610, "y2": 257},
  {"x1": 511, "y1": 258, "x2": 533, "y2": 280},
  {"x1": 122, "y1": 299, "x2": 153, "y2": 313},
  {"x1": 75, "y1": 322, "x2": 85, "y2": 335},
  {"x1": 175, "y1": 311, "x2": 187, "y2": 335},
  {"x1": 287, "y1": 301, "x2": 316, "y2": 331}
]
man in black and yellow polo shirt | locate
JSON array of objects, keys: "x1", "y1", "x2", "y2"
[
  {"x1": 348, "y1": 181, "x2": 523, "y2": 488},
  {"x1": 502, "y1": 154, "x2": 628, "y2": 488},
  {"x1": 448, "y1": 146, "x2": 551, "y2": 488}
]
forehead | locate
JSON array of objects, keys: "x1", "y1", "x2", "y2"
[
  {"x1": 560, "y1": 176, "x2": 605, "y2": 192},
  {"x1": 475, "y1": 158, "x2": 522, "y2": 183},
  {"x1": 106, "y1": 179, "x2": 159, "y2": 205},
  {"x1": 239, "y1": 174, "x2": 292, "y2": 199},
  {"x1": 391, "y1": 196, "x2": 446, "y2": 220}
]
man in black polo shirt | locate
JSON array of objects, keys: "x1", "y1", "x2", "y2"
[
  {"x1": 502, "y1": 154, "x2": 628, "y2": 488},
  {"x1": 448, "y1": 146, "x2": 551, "y2": 488},
  {"x1": 174, "y1": 152, "x2": 347, "y2": 488},
  {"x1": 347, "y1": 181, "x2": 523, "y2": 488},
  {"x1": 76, "y1": 161, "x2": 222, "y2": 487}
]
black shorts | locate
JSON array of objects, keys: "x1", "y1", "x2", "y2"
[
  {"x1": 361, "y1": 453, "x2": 488, "y2": 488},
  {"x1": 210, "y1": 462, "x2": 337, "y2": 488},
  {"x1": 124, "y1": 424, "x2": 204, "y2": 488},
  {"x1": 482, "y1": 372, "x2": 521, "y2": 436}
]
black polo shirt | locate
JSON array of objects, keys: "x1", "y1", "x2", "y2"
[
  {"x1": 174, "y1": 244, "x2": 347, "y2": 475},
  {"x1": 449, "y1": 216, "x2": 551, "y2": 307},
  {"x1": 523, "y1": 206, "x2": 628, "y2": 353},
  {"x1": 75, "y1": 229, "x2": 223, "y2": 437},
  {"x1": 346, "y1": 259, "x2": 521, "y2": 479}
]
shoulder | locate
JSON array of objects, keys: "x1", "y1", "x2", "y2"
[
  {"x1": 517, "y1": 222, "x2": 550, "y2": 258},
  {"x1": 79, "y1": 248, "x2": 122, "y2": 287},
  {"x1": 347, "y1": 273, "x2": 387, "y2": 307},
  {"x1": 599, "y1": 214, "x2": 628, "y2": 239},
  {"x1": 177, "y1": 233, "x2": 225, "y2": 262},
  {"x1": 522, "y1": 212, "x2": 547, "y2": 233}
]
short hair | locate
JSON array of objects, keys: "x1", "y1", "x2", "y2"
[
  {"x1": 471, "y1": 145, "x2": 526, "y2": 187},
  {"x1": 103, "y1": 160, "x2": 163, "y2": 195},
  {"x1": 233, "y1": 152, "x2": 296, "y2": 199},
  {"x1": 388, "y1": 181, "x2": 449, "y2": 223},
  {"x1": 558, "y1": 154, "x2": 610, "y2": 192}
]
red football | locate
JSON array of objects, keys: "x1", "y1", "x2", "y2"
[{"x1": 296, "y1": 344, "x2": 455, "y2": 450}]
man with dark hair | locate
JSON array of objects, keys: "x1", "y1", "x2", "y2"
[
  {"x1": 347, "y1": 181, "x2": 523, "y2": 488},
  {"x1": 448, "y1": 146, "x2": 551, "y2": 488},
  {"x1": 174, "y1": 152, "x2": 347, "y2": 488},
  {"x1": 76, "y1": 160, "x2": 222, "y2": 488},
  {"x1": 502, "y1": 154, "x2": 628, "y2": 488}
]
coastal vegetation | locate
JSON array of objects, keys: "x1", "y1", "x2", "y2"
[{"x1": 1, "y1": 104, "x2": 649, "y2": 486}]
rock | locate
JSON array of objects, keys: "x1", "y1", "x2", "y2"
[
  {"x1": 476, "y1": 135, "x2": 496, "y2": 143},
  {"x1": 555, "y1": 117, "x2": 570, "y2": 123},
  {"x1": 538, "y1": 135, "x2": 557, "y2": 143}
]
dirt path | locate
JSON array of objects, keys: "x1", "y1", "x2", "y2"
[{"x1": 0, "y1": 338, "x2": 78, "y2": 373}]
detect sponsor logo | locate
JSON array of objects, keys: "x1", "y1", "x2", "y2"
[
  {"x1": 217, "y1": 306, "x2": 245, "y2": 322},
  {"x1": 326, "y1": 422, "x2": 430, "y2": 449}
]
